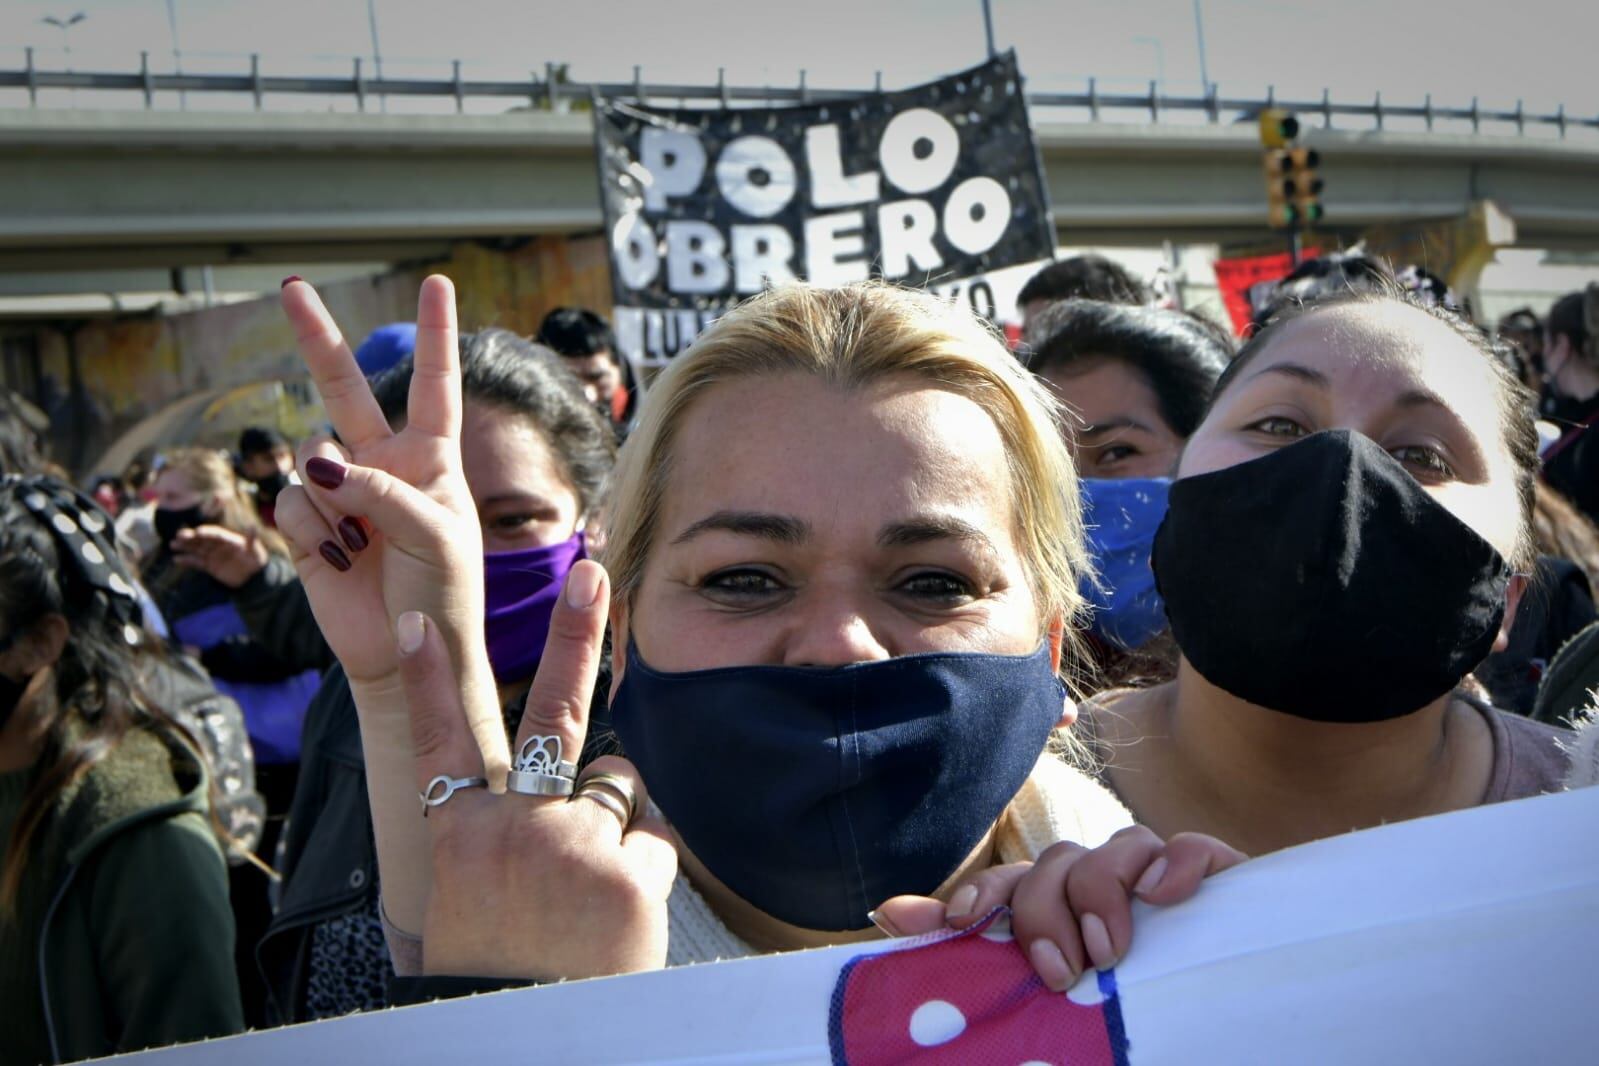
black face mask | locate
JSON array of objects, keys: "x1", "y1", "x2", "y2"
[
  {"x1": 154, "y1": 504, "x2": 208, "y2": 546},
  {"x1": 1151, "y1": 430, "x2": 1511, "y2": 723},
  {"x1": 250, "y1": 471, "x2": 289, "y2": 505}
]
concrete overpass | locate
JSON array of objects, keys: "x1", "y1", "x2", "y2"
[{"x1": 3, "y1": 106, "x2": 1599, "y2": 295}]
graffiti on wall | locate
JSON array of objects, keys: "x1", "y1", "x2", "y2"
[{"x1": 11, "y1": 235, "x2": 611, "y2": 476}]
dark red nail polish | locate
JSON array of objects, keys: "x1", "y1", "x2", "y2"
[
  {"x1": 281, "y1": 275, "x2": 303, "y2": 288},
  {"x1": 337, "y1": 516, "x2": 370, "y2": 553},
  {"x1": 318, "y1": 540, "x2": 352, "y2": 572},
  {"x1": 305, "y1": 456, "x2": 346, "y2": 490}
]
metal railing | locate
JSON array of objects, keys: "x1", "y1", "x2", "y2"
[{"x1": 4, "y1": 49, "x2": 1596, "y2": 137}]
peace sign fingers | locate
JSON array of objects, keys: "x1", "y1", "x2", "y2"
[{"x1": 281, "y1": 278, "x2": 393, "y2": 452}]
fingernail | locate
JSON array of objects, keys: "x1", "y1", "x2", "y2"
[
  {"x1": 281, "y1": 275, "x2": 302, "y2": 288},
  {"x1": 337, "y1": 516, "x2": 370, "y2": 553},
  {"x1": 397, "y1": 611, "x2": 425, "y2": 656},
  {"x1": 1133, "y1": 856, "x2": 1168, "y2": 899},
  {"x1": 866, "y1": 909, "x2": 901, "y2": 938},
  {"x1": 1080, "y1": 913, "x2": 1116, "y2": 971},
  {"x1": 318, "y1": 540, "x2": 352, "y2": 572},
  {"x1": 305, "y1": 456, "x2": 346, "y2": 490},
  {"x1": 1028, "y1": 938, "x2": 1075, "y2": 993},
  {"x1": 945, "y1": 884, "x2": 979, "y2": 920},
  {"x1": 565, "y1": 563, "x2": 602, "y2": 608}
]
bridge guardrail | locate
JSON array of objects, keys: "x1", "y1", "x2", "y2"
[{"x1": 3, "y1": 49, "x2": 1596, "y2": 138}]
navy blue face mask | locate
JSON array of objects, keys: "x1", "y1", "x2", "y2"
[
  {"x1": 1079, "y1": 477, "x2": 1171, "y2": 650},
  {"x1": 609, "y1": 641, "x2": 1065, "y2": 932}
]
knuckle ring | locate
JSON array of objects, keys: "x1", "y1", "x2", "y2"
[
  {"x1": 571, "y1": 771, "x2": 639, "y2": 829},
  {"x1": 419, "y1": 774, "x2": 488, "y2": 816},
  {"x1": 505, "y1": 734, "x2": 578, "y2": 798},
  {"x1": 573, "y1": 788, "x2": 631, "y2": 831}
]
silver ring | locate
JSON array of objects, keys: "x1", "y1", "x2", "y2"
[
  {"x1": 419, "y1": 774, "x2": 488, "y2": 816},
  {"x1": 573, "y1": 787, "x2": 631, "y2": 831},
  {"x1": 571, "y1": 772, "x2": 638, "y2": 830},
  {"x1": 514, "y1": 735, "x2": 578, "y2": 780},
  {"x1": 505, "y1": 769, "x2": 575, "y2": 797}
]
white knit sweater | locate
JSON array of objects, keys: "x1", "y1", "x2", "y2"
[{"x1": 663, "y1": 753, "x2": 1135, "y2": 965}]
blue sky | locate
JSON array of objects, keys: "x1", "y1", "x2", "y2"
[{"x1": 3, "y1": 0, "x2": 1594, "y2": 115}]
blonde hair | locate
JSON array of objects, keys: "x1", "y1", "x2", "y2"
[
  {"x1": 156, "y1": 447, "x2": 288, "y2": 557},
  {"x1": 599, "y1": 282, "x2": 1090, "y2": 668}
]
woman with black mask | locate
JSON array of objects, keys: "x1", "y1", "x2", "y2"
[
  {"x1": 0, "y1": 476, "x2": 242, "y2": 1063},
  {"x1": 1539, "y1": 285, "x2": 1599, "y2": 525},
  {"x1": 268, "y1": 276, "x2": 1242, "y2": 1000},
  {"x1": 143, "y1": 448, "x2": 321, "y2": 772},
  {"x1": 1079, "y1": 288, "x2": 1579, "y2": 859}
]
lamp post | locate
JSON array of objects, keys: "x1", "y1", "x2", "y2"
[
  {"x1": 41, "y1": 12, "x2": 86, "y2": 105},
  {"x1": 366, "y1": 0, "x2": 388, "y2": 113},
  {"x1": 1134, "y1": 35, "x2": 1166, "y2": 91},
  {"x1": 164, "y1": 0, "x2": 186, "y2": 109},
  {"x1": 1192, "y1": 0, "x2": 1212, "y2": 95}
]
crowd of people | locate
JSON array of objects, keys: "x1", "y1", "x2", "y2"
[{"x1": 1, "y1": 254, "x2": 1596, "y2": 1062}]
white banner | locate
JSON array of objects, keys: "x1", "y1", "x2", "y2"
[{"x1": 105, "y1": 787, "x2": 1599, "y2": 1065}]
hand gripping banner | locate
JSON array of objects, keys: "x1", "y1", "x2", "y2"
[{"x1": 104, "y1": 787, "x2": 1599, "y2": 1065}]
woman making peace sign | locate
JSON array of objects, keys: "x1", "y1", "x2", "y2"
[{"x1": 271, "y1": 276, "x2": 1237, "y2": 994}]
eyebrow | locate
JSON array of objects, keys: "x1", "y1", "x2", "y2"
[
  {"x1": 1081, "y1": 417, "x2": 1156, "y2": 437},
  {"x1": 1244, "y1": 362, "x2": 1331, "y2": 389},
  {"x1": 671, "y1": 510, "x2": 811, "y2": 546},
  {"x1": 878, "y1": 516, "x2": 1000, "y2": 558},
  {"x1": 668, "y1": 510, "x2": 1000, "y2": 557},
  {"x1": 480, "y1": 492, "x2": 560, "y2": 510},
  {"x1": 1395, "y1": 388, "x2": 1448, "y2": 412}
]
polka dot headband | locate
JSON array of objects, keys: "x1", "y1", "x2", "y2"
[{"x1": 6, "y1": 475, "x2": 146, "y2": 647}]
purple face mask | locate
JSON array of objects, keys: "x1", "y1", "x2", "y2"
[{"x1": 483, "y1": 531, "x2": 586, "y2": 685}]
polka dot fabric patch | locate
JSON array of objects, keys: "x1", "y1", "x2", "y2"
[{"x1": 829, "y1": 908, "x2": 1130, "y2": 1065}]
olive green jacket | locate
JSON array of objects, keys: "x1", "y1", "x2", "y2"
[{"x1": 6, "y1": 726, "x2": 243, "y2": 1064}]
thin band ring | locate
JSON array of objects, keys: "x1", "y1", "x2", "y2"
[
  {"x1": 572, "y1": 787, "x2": 631, "y2": 832},
  {"x1": 419, "y1": 774, "x2": 488, "y2": 816},
  {"x1": 571, "y1": 772, "x2": 639, "y2": 827}
]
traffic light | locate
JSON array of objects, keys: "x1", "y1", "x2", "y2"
[
  {"x1": 1257, "y1": 108, "x2": 1299, "y2": 149},
  {"x1": 1263, "y1": 149, "x2": 1294, "y2": 228},
  {"x1": 1258, "y1": 111, "x2": 1323, "y2": 230},
  {"x1": 1284, "y1": 146, "x2": 1323, "y2": 225}
]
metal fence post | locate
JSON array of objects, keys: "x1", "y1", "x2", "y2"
[{"x1": 251, "y1": 53, "x2": 263, "y2": 110}]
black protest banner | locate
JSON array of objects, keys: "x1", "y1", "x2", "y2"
[{"x1": 593, "y1": 52, "x2": 1055, "y2": 371}]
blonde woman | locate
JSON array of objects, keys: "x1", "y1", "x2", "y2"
[
  {"x1": 144, "y1": 448, "x2": 319, "y2": 770},
  {"x1": 272, "y1": 276, "x2": 1240, "y2": 997}
]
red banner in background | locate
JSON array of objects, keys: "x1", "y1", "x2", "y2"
[{"x1": 1211, "y1": 248, "x2": 1321, "y2": 335}]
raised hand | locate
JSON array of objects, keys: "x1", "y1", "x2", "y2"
[
  {"x1": 397, "y1": 560, "x2": 677, "y2": 979},
  {"x1": 171, "y1": 525, "x2": 270, "y2": 588},
  {"x1": 874, "y1": 827, "x2": 1246, "y2": 991},
  {"x1": 273, "y1": 277, "x2": 495, "y2": 737}
]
